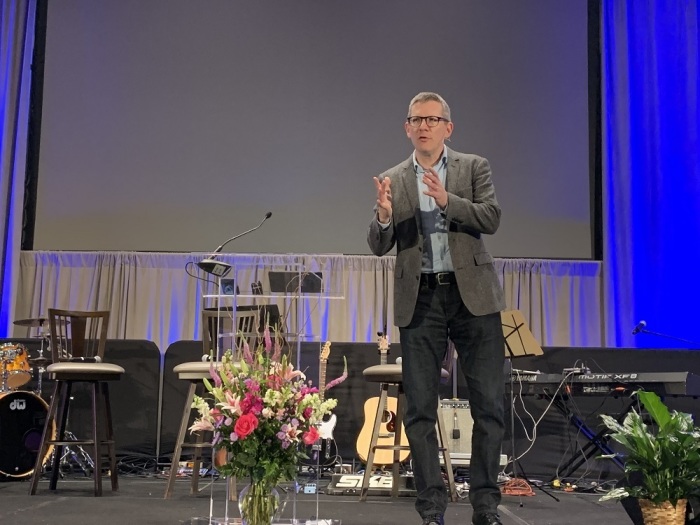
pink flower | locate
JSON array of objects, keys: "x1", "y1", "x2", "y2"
[
  {"x1": 190, "y1": 420, "x2": 214, "y2": 432},
  {"x1": 221, "y1": 391, "x2": 242, "y2": 415},
  {"x1": 234, "y1": 413, "x2": 259, "y2": 439},
  {"x1": 240, "y1": 393, "x2": 263, "y2": 415},
  {"x1": 264, "y1": 326, "x2": 272, "y2": 353},
  {"x1": 244, "y1": 378, "x2": 260, "y2": 392},
  {"x1": 272, "y1": 340, "x2": 282, "y2": 362},
  {"x1": 300, "y1": 385, "x2": 319, "y2": 396},
  {"x1": 325, "y1": 356, "x2": 348, "y2": 391},
  {"x1": 302, "y1": 426, "x2": 320, "y2": 445},
  {"x1": 242, "y1": 340, "x2": 253, "y2": 364},
  {"x1": 210, "y1": 407, "x2": 225, "y2": 426},
  {"x1": 209, "y1": 364, "x2": 222, "y2": 387}
]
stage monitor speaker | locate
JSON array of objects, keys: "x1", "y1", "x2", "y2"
[{"x1": 439, "y1": 398, "x2": 473, "y2": 456}]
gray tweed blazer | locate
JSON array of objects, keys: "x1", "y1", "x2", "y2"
[{"x1": 367, "y1": 147, "x2": 505, "y2": 327}]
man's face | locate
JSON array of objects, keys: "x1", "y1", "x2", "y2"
[{"x1": 405, "y1": 100, "x2": 453, "y2": 157}]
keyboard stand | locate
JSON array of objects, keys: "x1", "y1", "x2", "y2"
[{"x1": 547, "y1": 393, "x2": 627, "y2": 480}]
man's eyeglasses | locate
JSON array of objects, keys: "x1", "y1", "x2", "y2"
[{"x1": 406, "y1": 116, "x2": 450, "y2": 128}]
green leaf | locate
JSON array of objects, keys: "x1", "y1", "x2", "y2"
[{"x1": 637, "y1": 391, "x2": 671, "y2": 428}]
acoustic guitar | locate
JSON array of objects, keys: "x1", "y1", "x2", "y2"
[
  {"x1": 355, "y1": 334, "x2": 410, "y2": 465},
  {"x1": 302, "y1": 341, "x2": 338, "y2": 468}
]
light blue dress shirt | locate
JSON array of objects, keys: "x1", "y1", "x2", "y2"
[{"x1": 412, "y1": 150, "x2": 454, "y2": 273}]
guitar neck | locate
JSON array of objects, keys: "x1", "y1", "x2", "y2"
[{"x1": 319, "y1": 360, "x2": 327, "y2": 402}]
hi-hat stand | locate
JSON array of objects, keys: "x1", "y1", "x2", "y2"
[
  {"x1": 42, "y1": 400, "x2": 96, "y2": 478},
  {"x1": 58, "y1": 429, "x2": 96, "y2": 476}
]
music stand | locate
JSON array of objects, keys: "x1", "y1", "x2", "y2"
[
  {"x1": 500, "y1": 310, "x2": 557, "y2": 501},
  {"x1": 502, "y1": 309, "x2": 543, "y2": 360}
]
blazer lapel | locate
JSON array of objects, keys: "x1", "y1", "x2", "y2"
[
  {"x1": 399, "y1": 158, "x2": 419, "y2": 212},
  {"x1": 444, "y1": 146, "x2": 461, "y2": 194}
]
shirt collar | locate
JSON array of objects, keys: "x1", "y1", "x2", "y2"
[{"x1": 412, "y1": 148, "x2": 448, "y2": 173}]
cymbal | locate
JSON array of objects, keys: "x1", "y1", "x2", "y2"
[
  {"x1": 29, "y1": 356, "x2": 52, "y2": 366},
  {"x1": 13, "y1": 317, "x2": 69, "y2": 328},
  {"x1": 13, "y1": 317, "x2": 47, "y2": 327}
]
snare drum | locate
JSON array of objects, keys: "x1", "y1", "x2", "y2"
[
  {"x1": 0, "y1": 391, "x2": 55, "y2": 478},
  {"x1": 0, "y1": 343, "x2": 32, "y2": 388}
]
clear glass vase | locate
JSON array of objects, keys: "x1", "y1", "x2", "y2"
[{"x1": 238, "y1": 481, "x2": 280, "y2": 525}]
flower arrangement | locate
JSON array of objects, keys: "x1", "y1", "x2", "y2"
[{"x1": 190, "y1": 330, "x2": 344, "y2": 524}]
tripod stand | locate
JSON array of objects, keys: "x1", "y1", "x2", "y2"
[
  {"x1": 501, "y1": 310, "x2": 558, "y2": 502},
  {"x1": 44, "y1": 396, "x2": 96, "y2": 478},
  {"x1": 58, "y1": 429, "x2": 96, "y2": 477}
]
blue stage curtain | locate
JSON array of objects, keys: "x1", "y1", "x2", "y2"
[
  {"x1": 602, "y1": 0, "x2": 700, "y2": 347},
  {"x1": 0, "y1": 0, "x2": 36, "y2": 336}
]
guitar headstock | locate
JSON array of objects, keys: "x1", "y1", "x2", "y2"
[
  {"x1": 321, "y1": 341, "x2": 331, "y2": 363},
  {"x1": 377, "y1": 332, "x2": 390, "y2": 364}
]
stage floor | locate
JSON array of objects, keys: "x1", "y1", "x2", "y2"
[{"x1": 0, "y1": 472, "x2": 632, "y2": 525}]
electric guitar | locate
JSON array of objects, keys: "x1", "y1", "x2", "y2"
[
  {"x1": 303, "y1": 341, "x2": 338, "y2": 468},
  {"x1": 355, "y1": 333, "x2": 410, "y2": 465}
]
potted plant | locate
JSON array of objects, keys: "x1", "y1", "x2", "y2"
[{"x1": 599, "y1": 390, "x2": 700, "y2": 524}]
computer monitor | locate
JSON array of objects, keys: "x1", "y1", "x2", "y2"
[{"x1": 268, "y1": 271, "x2": 323, "y2": 294}]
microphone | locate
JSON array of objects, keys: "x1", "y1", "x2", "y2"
[
  {"x1": 196, "y1": 212, "x2": 272, "y2": 277},
  {"x1": 632, "y1": 320, "x2": 647, "y2": 335}
]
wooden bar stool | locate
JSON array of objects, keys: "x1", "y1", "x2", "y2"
[
  {"x1": 164, "y1": 361, "x2": 235, "y2": 499},
  {"x1": 29, "y1": 309, "x2": 122, "y2": 496},
  {"x1": 359, "y1": 363, "x2": 457, "y2": 502},
  {"x1": 164, "y1": 308, "x2": 257, "y2": 499}
]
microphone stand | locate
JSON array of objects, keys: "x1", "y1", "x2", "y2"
[
  {"x1": 196, "y1": 212, "x2": 272, "y2": 278},
  {"x1": 637, "y1": 327, "x2": 700, "y2": 347},
  {"x1": 196, "y1": 212, "x2": 273, "y2": 362}
]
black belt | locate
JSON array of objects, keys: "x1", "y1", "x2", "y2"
[{"x1": 420, "y1": 272, "x2": 456, "y2": 287}]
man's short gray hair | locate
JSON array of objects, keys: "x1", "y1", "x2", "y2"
[{"x1": 407, "y1": 92, "x2": 451, "y2": 121}]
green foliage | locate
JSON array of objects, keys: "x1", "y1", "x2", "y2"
[{"x1": 599, "y1": 390, "x2": 700, "y2": 505}]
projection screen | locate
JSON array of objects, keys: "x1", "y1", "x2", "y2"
[{"x1": 34, "y1": 0, "x2": 591, "y2": 258}]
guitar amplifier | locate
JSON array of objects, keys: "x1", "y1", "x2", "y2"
[
  {"x1": 439, "y1": 399, "x2": 473, "y2": 457},
  {"x1": 438, "y1": 399, "x2": 508, "y2": 468}
]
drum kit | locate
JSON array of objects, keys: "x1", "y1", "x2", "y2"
[{"x1": 0, "y1": 316, "x2": 94, "y2": 480}]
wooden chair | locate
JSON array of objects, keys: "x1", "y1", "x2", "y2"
[
  {"x1": 164, "y1": 309, "x2": 258, "y2": 499},
  {"x1": 202, "y1": 308, "x2": 260, "y2": 358},
  {"x1": 29, "y1": 309, "x2": 123, "y2": 496}
]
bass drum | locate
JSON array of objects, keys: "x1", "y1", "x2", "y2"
[{"x1": 0, "y1": 391, "x2": 54, "y2": 479}]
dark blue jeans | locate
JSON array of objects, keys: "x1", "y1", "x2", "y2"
[{"x1": 400, "y1": 281, "x2": 505, "y2": 518}]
